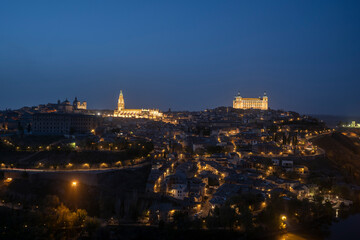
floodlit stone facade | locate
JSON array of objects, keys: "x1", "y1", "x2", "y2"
[
  {"x1": 113, "y1": 90, "x2": 162, "y2": 119},
  {"x1": 233, "y1": 92, "x2": 268, "y2": 110}
]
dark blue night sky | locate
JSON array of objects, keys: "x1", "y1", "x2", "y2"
[{"x1": 1, "y1": 1, "x2": 360, "y2": 115}]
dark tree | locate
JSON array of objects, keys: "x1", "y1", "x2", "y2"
[{"x1": 17, "y1": 122, "x2": 24, "y2": 136}]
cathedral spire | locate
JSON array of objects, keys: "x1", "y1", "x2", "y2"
[{"x1": 118, "y1": 90, "x2": 125, "y2": 111}]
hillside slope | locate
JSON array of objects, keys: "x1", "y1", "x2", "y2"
[{"x1": 313, "y1": 132, "x2": 360, "y2": 183}]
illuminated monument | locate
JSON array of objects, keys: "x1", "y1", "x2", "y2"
[
  {"x1": 113, "y1": 90, "x2": 162, "y2": 119},
  {"x1": 233, "y1": 91, "x2": 268, "y2": 110},
  {"x1": 117, "y1": 90, "x2": 125, "y2": 111}
]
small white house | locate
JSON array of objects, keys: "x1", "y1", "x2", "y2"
[{"x1": 169, "y1": 184, "x2": 188, "y2": 200}]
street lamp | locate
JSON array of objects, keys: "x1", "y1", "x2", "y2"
[
  {"x1": 280, "y1": 215, "x2": 287, "y2": 230},
  {"x1": 4, "y1": 178, "x2": 12, "y2": 183},
  {"x1": 71, "y1": 181, "x2": 77, "y2": 187}
]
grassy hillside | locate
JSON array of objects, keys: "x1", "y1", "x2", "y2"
[{"x1": 313, "y1": 132, "x2": 360, "y2": 184}]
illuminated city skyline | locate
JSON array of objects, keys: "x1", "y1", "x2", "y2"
[
  {"x1": 1, "y1": 1, "x2": 360, "y2": 239},
  {"x1": 0, "y1": 1, "x2": 359, "y2": 115}
]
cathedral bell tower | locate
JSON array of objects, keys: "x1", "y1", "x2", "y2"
[{"x1": 118, "y1": 90, "x2": 125, "y2": 111}]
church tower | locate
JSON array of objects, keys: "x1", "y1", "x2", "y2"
[
  {"x1": 262, "y1": 91, "x2": 268, "y2": 110},
  {"x1": 118, "y1": 90, "x2": 125, "y2": 111}
]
